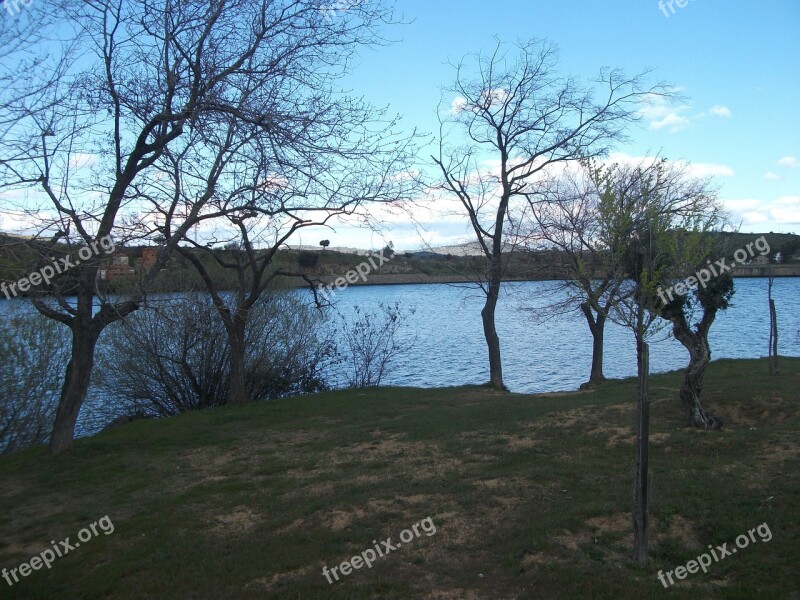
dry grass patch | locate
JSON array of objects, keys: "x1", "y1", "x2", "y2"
[{"x1": 210, "y1": 507, "x2": 261, "y2": 537}]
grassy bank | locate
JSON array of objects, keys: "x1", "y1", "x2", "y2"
[{"x1": 1, "y1": 358, "x2": 798, "y2": 599}]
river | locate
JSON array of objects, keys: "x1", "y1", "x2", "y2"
[{"x1": 2, "y1": 277, "x2": 798, "y2": 437}]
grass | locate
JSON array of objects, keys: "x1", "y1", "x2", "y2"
[{"x1": 0, "y1": 358, "x2": 798, "y2": 599}]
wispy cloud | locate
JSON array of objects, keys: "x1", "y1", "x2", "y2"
[
  {"x1": 708, "y1": 105, "x2": 732, "y2": 118},
  {"x1": 606, "y1": 152, "x2": 733, "y2": 179},
  {"x1": 724, "y1": 196, "x2": 800, "y2": 226},
  {"x1": 638, "y1": 96, "x2": 734, "y2": 132},
  {"x1": 68, "y1": 153, "x2": 99, "y2": 169},
  {"x1": 778, "y1": 156, "x2": 800, "y2": 169},
  {"x1": 685, "y1": 162, "x2": 734, "y2": 178},
  {"x1": 637, "y1": 93, "x2": 691, "y2": 133},
  {"x1": 764, "y1": 172, "x2": 784, "y2": 181},
  {"x1": 651, "y1": 113, "x2": 691, "y2": 132}
]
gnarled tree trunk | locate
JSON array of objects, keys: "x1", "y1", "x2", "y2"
[{"x1": 669, "y1": 311, "x2": 723, "y2": 431}]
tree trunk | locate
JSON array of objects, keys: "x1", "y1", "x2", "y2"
[
  {"x1": 226, "y1": 319, "x2": 249, "y2": 405},
  {"x1": 769, "y1": 297, "x2": 779, "y2": 375},
  {"x1": 679, "y1": 337, "x2": 722, "y2": 430},
  {"x1": 669, "y1": 314, "x2": 722, "y2": 430},
  {"x1": 580, "y1": 303, "x2": 606, "y2": 385},
  {"x1": 632, "y1": 334, "x2": 650, "y2": 565},
  {"x1": 481, "y1": 275, "x2": 505, "y2": 390},
  {"x1": 48, "y1": 320, "x2": 101, "y2": 453}
]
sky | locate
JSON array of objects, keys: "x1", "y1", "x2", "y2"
[
  {"x1": 303, "y1": 0, "x2": 800, "y2": 251},
  {"x1": 1, "y1": 1, "x2": 798, "y2": 252}
]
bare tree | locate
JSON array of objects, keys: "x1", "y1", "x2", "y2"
[
  {"x1": 148, "y1": 89, "x2": 416, "y2": 405},
  {"x1": 0, "y1": 0, "x2": 404, "y2": 452},
  {"x1": 524, "y1": 161, "x2": 629, "y2": 386},
  {"x1": 768, "y1": 272, "x2": 779, "y2": 375},
  {"x1": 0, "y1": 0, "x2": 74, "y2": 139},
  {"x1": 432, "y1": 38, "x2": 666, "y2": 390}
]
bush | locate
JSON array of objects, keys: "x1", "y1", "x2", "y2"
[
  {"x1": 0, "y1": 306, "x2": 70, "y2": 453},
  {"x1": 298, "y1": 251, "x2": 320, "y2": 268},
  {"x1": 336, "y1": 302, "x2": 415, "y2": 388},
  {"x1": 97, "y1": 292, "x2": 332, "y2": 416}
]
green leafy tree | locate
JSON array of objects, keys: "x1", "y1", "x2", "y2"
[{"x1": 600, "y1": 158, "x2": 724, "y2": 565}]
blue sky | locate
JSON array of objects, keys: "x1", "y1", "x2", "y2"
[
  {"x1": 311, "y1": 0, "x2": 800, "y2": 250},
  {"x1": 2, "y1": 1, "x2": 797, "y2": 251}
]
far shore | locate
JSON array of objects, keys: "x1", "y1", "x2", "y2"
[{"x1": 282, "y1": 264, "x2": 800, "y2": 289}]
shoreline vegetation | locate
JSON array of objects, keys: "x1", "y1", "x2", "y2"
[
  {"x1": 2, "y1": 231, "x2": 799, "y2": 298},
  {"x1": 281, "y1": 264, "x2": 800, "y2": 289},
  {"x1": 0, "y1": 357, "x2": 797, "y2": 598}
]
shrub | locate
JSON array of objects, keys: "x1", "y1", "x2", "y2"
[
  {"x1": 298, "y1": 251, "x2": 320, "y2": 268},
  {"x1": 97, "y1": 292, "x2": 332, "y2": 416},
  {"x1": 336, "y1": 302, "x2": 415, "y2": 388},
  {"x1": 0, "y1": 306, "x2": 69, "y2": 453}
]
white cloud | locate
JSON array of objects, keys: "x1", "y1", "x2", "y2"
[
  {"x1": 741, "y1": 211, "x2": 769, "y2": 224},
  {"x1": 450, "y1": 97, "x2": 468, "y2": 115},
  {"x1": 605, "y1": 152, "x2": 733, "y2": 179},
  {"x1": 650, "y1": 113, "x2": 691, "y2": 133},
  {"x1": 450, "y1": 88, "x2": 509, "y2": 116},
  {"x1": 769, "y1": 196, "x2": 800, "y2": 224},
  {"x1": 778, "y1": 156, "x2": 800, "y2": 169},
  {"x1": 68, "y1": 153, "x2": 99, "y2": 169},
  {"x1": 764, "y1": 172, "x2": 784, "y2": 181},
  {"x1": 724, "y1": 196, "x2": 800, "y2": 227},
  {"x1": 638, "y1": 96, "x2": 732, "y2": 132},
  {"x1": 723, "y1": 198, "x2": 762, "y2": 212},
  {"x1": 637, "y1": 94, "x2": 691, "y2": 133},
  {"x1": 684, "y1": 162, "x2": 734, "y2": 178},
  {"x1": 479, "y1": 87, "x2": 509, "y2": 107},
  {"x1": 709, "y1": 105, "x2": 732, "y2": 118}
]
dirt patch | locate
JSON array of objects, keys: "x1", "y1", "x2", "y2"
[
  {"x1": 210, "y1": 508, "x2": 260, "y2": 536},
  {"x1": 521, "y1": 551, "x2": 552, "y2": 567},
  {"x1": 525, "y1": 402, "x2": 636, "y2": 431},
  {"x1": 587, "y1": 512, "x2": 629, "y2": 535},
  {"x1": 552, "y1": 513, "x2": 702, "y2": 554},
  {"x1": 426, "y1": 590, "x2": 484, "y2": 600},
  {"x1": 475, "y1": 479, "x2": 504, "y2": 489},
  {"x1": 654, "y1": 514, "x2": 702, "y2": 550},
  {"x1": 755, "y1": 439, "x2": 800, "y2": 464},
  {"x1": 553, "y1": 531, "x2": 582, "y2": 551},
  {"x1": 497, "y1": 434, "x2": 541, "y2": 450},
  {"x1": 324, "y1": 508, "x2": 366, "y2": 531},
  {"x1": 274, "y1": 518, "x2": 306, "y2": 535},
  {"x1": 528, "y1": 406, "x2": 597, "y2": 429},
  {"x1": 345, "y1": 432, "x2": 409, "y2": 457},
  {"x1": 719, "y1": 395, "x2": 795, "y2": 429},
  {"x1": 244, "y1": 565, "x2": 313, "y2": 592},
  {"x1": 587, "y1": 425, "x2": 634, "y2": 447},
  {"x1": 603, "y1": 402, "x2": 637, "y2": 414}
]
